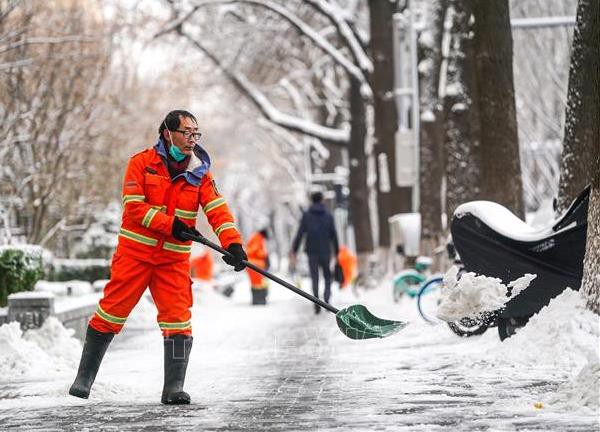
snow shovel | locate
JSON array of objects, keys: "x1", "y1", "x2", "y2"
[{"x1": 183, "y1": 232, "x2": 407, "y2": 340}]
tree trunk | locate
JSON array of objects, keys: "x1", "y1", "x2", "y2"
[
  {"x1": 583, "y1": 168, "x2": 600, "y2": 314},
  {"x1": 418, "y1": 0, "x2": 448, "y2": 245},
  {"x1": 369, "y1": 0, "x2": 409, "y2": 250},
  {"x1": 472, "y1": 0, "x2": 524, "y2": 218},
  {"x1": 348, "y1": 76, "x2": 374, "y2": 256},
  {"x1": 444, "y1": 0, "x2": 483, "y2": 218},
  {"x1": 563, "y1": 0, "x2": 600, "y2": 314},
  {"x1": 557, "y1": 0, "x2": 600, "y2": 213}
]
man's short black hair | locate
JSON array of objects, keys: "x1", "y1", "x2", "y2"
[
  {"x1": 311, "y1": 192, "x2": 323, "y2": 204},
  {"x1": 158, "y1": 110, "x2": 197, "y2": 136}
]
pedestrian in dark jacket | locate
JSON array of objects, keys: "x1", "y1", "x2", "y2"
[{"x1": 290, "y1": 192, "x2": 339, "y2": 314}]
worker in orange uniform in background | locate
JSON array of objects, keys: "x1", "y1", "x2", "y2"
[
  {"x1": 246, "y1": 228, "x2": 270, "y2": 305},
  {"x1": 190, "y1": 248, "x2": 214, "y2": 282},
  {"x1": 69, "y1": 110, "x2": 247, "y2": 405},
  {"x1": 337, "y1": 245, "x2": 357, "y2": 289}
]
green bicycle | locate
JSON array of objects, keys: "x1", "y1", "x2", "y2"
[{"x1": 392, "y1": 256, "x2": 434, "y2": 301}]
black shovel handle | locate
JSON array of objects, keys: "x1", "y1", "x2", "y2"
[{"x1": 182, "y1": 232, "x2": 339, "y2": 314}]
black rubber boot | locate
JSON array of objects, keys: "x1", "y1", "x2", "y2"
[
  {"x1": 69, "y1": 326, "x2": 114, "y2": 399},
  {"x1": 161, "y1": 334, "x2": 193, "y2": 405},
  {"x1": 251, "y1": 288, "x2": 268, "y2": 305}
]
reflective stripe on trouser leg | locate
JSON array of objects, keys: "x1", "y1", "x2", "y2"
[
  {"x1": 89, "y1": 254, "x2": 153, "y2": 334},
  {"x1": 149, "y1": 260, "x2": 193, "y2": 337}
]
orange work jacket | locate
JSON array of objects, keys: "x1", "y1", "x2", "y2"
[{"x1": 116, "y1": 140, "x2": 242, "y2": 264}]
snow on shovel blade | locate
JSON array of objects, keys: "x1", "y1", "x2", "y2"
[{"x1": 335, "y1": 304, "x2": 407, "y2": 340}]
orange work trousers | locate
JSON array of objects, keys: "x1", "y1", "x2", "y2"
[
  {"x1": 89, "y1": 253, "x2": 193, "y2": 337},
  {"x1": 246, "y1": 258, "x2": 266, "y2": 288}
]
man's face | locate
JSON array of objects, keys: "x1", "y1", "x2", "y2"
[{"x1": 164, "y1": 116, "x2": 199, "y2": 156}]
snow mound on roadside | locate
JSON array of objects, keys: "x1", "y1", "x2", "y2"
[
  {"x1": 547, "y1": 359, "x2": 600, "y2": 413},
  {"x1": 491, "y1": 288, "x2": 599, "y2": 370},
  {"x1": 436, "y1": 266, "x2": 536, "y2": 321},
  {"x1": 0, "y1": 318, "x2": 81, "y2": 378},
  {"x1": 35, "y1": 280, "x2": 93, "y2": 296}
]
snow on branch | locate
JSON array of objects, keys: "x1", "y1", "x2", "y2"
[
  {"x1": 256, "y1": 120, "x2": 305, "y2": 182},
  {"x1": 279, "y1": 78, "x2": 331, "y2": 160},
  {"x1": 156, "y1": 0, "x2": 366, "y2": 83},
  {"x1": 183, "y1": 33, "x2": 350, "y2": 145},
  {"x1": 0, "y1": 35, "x2": 100, "y2": 55},
  {"x1": 303, "y1": 0, "x2": 373, "y2": 75}
]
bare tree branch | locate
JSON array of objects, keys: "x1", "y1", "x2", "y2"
[
  {"x1": 303, "y1": 0, "x2": 373, "y2": 75},
  {"x1": 155, "y1": 0, "x2": 366, "y2": 83},
  {"x1": 183, "y1": 31, "x2": 350, "y2": 144},
  {"x1": 0, "y1": 34, "x2": 99, "y2": 55}
]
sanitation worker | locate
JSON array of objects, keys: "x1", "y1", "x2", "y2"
[
  {"x1": 290, "y1": 192, "x2": 339, "y2": 314},
  {"x1": 69, "y1": 110, "x2": 247, "y2": 404},
  {"x1": 246, "y1": 228, "x2": 270, "y2": 305},
  {"x1": 337, "y1": 245, "x2": 357, "y2": 289}
]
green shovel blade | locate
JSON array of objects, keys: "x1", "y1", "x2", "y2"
[{"x1": 335, "y1": 304, "x2": 408, "y2": 340}]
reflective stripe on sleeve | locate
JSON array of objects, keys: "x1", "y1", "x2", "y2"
[
  {"x1": 122, "y1": 195, "x2": 145, "y2": 204},
  {"x1": 215, "y1": 222, "x2": 236, "y2": 236},
  {"x1": 203, "y1": 197, "x2": 226, "y2": 213},
  {"x1": 142, "y1": 208, "x2": 159, "y2": 228},
  {"x1": 174, "y1": 209, "x2": 198, "y2": 220}
]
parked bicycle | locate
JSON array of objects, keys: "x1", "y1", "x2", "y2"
[
  {"x1": 391, "y1": 245, "x2": 503, "y2": 337},
  {"x1": 392, "y1": 256, "x2": 434, "y2": 301}
]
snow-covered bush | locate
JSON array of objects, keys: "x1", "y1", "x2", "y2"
[
  {"x1": 0, "y1": 245, "x2": 44, "y2": 307},
  {"x1": 71, "y1": 201, "x2": 120, "y2": 259},
  {"x1": 47, "y1": 258, "x2": 110, "y2": 283}
]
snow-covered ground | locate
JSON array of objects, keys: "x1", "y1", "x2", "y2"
[{"x1": 0, "y1": 273, "x2": 597, "y2": 431}]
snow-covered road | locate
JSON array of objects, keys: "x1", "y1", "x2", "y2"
[{"x1": 0, "y1": 276, "x2": 597, "y2": 431}]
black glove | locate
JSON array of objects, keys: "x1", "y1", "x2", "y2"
[
  {"x1": 172, "y1": 217, "x2": 200, "y2": 242},
  {"x1": 264, "y1": 255, "x2": 270, "y2": 271},
  {"x1": 222, "y1": 243, "x2": 247, "y2": 271}
]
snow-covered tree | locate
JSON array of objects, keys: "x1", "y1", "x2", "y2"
[
  {"x1": 417, "y1": 0, "x2": 448, "y2": 250},
  {"x1": 559, "y1": 0, "x2": 599, "y2": 314},
  {"x1": 0, "y1": 1, "x2": 111, "y2": 245},
  {"x1": 369, "y1": 0, "x2": 408, "y2": 252},
  {"x1": 556, "y1": 0, "x2": 599, "y2": 213},
  {"x1": 443, "y1": 0, "x2": 524, "y2": 219},
  {"x1": 583, "y1": 157, "x2": 599, "y2": 314},
  {"x1": 472, "y1": 0, "x2": 524, "y2": 218},
  {"x1": 443, "y1": 0, "x2": 482, "y2": 218}
]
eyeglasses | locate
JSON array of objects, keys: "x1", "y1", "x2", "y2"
[{"x1": 175, "y1": 130, "x2": 202, "y2": 140}]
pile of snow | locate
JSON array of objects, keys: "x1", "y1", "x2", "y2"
[
  {"x1": 0, "y1": 318, "x2": 81, "y2": 378},
  {"x1": 491, "y1": 288, "x2": 599, "y2": 369},
  {"x1": 547, "y1": 359, "x2": 600, "y2": 413},
  {"x1": 92, "y1": 279, "x2": 109, "y2": 292},
  {"x1": 436, "y1": 266, "x2": 536, "y2": 321},
  {"x1": 53, "y1": 293, "x2": 100, "y2": 314},
  {"x1": 51, "y1": 258, "x2": 110, "y2": 270},
  {"x1": 486, "y1": 288, "x2": 599, "y2": 412},
  {"x1": 35, "y1": 280, "x2": 93, "y2": 296}
]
